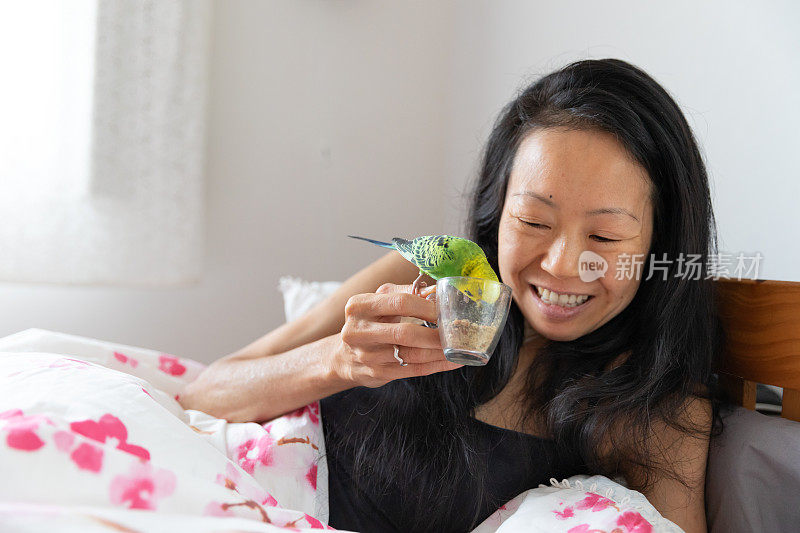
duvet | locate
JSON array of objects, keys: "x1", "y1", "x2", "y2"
[{"x1": 0, "y1": 328, "x2": 683, "y2": 532}]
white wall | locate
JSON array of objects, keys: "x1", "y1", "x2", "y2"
[
  {"x1": 1, "y1": 1, "x2": 797, "y2": 363},
  {"x1": 0, "y1": 1, "x2": 455, "y2": 363}
]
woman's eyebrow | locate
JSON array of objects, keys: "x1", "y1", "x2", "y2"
[
  {"x1": 513, "y1": 191, "x2": 556, "y2": 207},
  {"x1": 512, "y1": 191, "x2": 640, "y2": 222},
  {"x1": 586, "y1": 206, "x2": 640, "y2": 223}
]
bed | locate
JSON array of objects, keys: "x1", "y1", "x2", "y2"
[
  {"x1": 0, "y1": 277, "x2": 797, "y2": 532},
  {"x1": 705, "y1": 278, "x2": 800, "y2": 531},
  {"x1": 714, "y1": 278, "x2": 800, "y2": 421}
]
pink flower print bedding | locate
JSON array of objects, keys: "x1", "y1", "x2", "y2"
[
  {"x1": 469, "y1": 476, "x2": 685, "y2": 532},
  {"x1": 0, "y1": 328, "x2": 335, "y2": 532},
  {"x1": 0, "y1": 328, "x2": 683, "y2": 532}
]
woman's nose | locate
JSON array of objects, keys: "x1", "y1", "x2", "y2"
[{"x1": 540, "y1": 235, "x2": 582, "y2": 279}]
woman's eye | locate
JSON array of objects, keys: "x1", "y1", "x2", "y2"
[
  {"x1": 520, "y1": 220, "x2": 619, "y2": 243},
  {"x1": 521, "y1": 221, "x2": 548, "y2": 229},
  {"x1": 591, "y1": 235, "x2": 620, "y2": 243}
]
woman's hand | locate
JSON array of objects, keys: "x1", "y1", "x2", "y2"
[{"x1": 329, "y1": 282, "x2": 464, "y2": 388}]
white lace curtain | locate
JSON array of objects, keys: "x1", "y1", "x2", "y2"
[{"x1": 0, "y1": 0, "x2": 211, "y2": 287}]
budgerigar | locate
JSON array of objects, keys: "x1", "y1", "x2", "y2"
[{"x1": 348, "y1": 234, "x2": 501, "y2": 302}]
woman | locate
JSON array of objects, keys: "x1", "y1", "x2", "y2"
[{"x1": 180, "y1": 58, "x2": 724, "y2": 533}]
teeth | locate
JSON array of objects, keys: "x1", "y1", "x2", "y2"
[{"x1": 535, "y1": 286, "x2": 590, "y2": 307}]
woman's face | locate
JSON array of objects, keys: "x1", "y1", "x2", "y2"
[{"x1": 498, "y1": 127, "x2": 654, "y2": 342}]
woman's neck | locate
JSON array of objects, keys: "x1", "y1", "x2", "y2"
[
  {"x1": 521, "y1": 321, "x2": 546, "y2": 358},
  {"x1": 523, "y1": 320, "x2": 538, "y2": 344},
  {"x1": 503, "y1": 322, "x2": 541, "y2": 385}
]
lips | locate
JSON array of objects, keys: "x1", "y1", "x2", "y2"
[
  {"x1": 529, "y1": 284, "x2": 594, "y2": 320},
  {"x1": 532, "y1": 285, "x2": 594, "y2": 307}
]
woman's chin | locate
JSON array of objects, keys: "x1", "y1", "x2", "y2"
[
  {"x1": 539, "y1": 329, "x2": 583, "y2": 342},
  {"x1": 524, "y1": 315, "x2": 590, "y2": 342}
]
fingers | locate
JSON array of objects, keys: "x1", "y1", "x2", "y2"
[
  {"x1": 345, "y1": 285, "x2": 437, "y2": 324},
  {"x1": 341, "y1": 338, "x2": 465, "y2": 389},
  {"x1": 342, "y1": 320, "x2": 441, "y2": 351},
  {"x1": 379, "y1": 344, "x2": 446, "y2": 365},
  {"x1": 377, "y1": 282, "x2": 436, "y2": 299},
  {"x1": 343, "y1": 342, "x2": 463, "y2": 388},
  {"x1": 375, "y1": 282, "x2": 422, "y2": 296},
  {"x1": 383, "y1": 353, "x2": 465, "y2": 379},
  {"x1": 420, "y1": 285, "x2": 436, "y2": 298},
  {"x1": 339, "y1": 282, "x2": 455, "y2": 388},
  {"x1": 415, "y1": 358, "x2": 465, "y2": 375},
  {"x1": 373, "y1": 321, "x2": 442, "y2": 349}
]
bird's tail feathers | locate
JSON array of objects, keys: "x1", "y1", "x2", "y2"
[{"x1": 347, "y1": 235, "x2": 395, "y2": 249}]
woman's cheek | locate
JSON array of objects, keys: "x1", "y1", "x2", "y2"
[
  {"x1": 599, "y1": 248, "x2": 641, "y2": 283},
  {"x1": 601, "y1": 266, "x2": 642, "y2": 306},
  {"x1": 497, "y1": 227, "x2": 522, "y2": 272}
]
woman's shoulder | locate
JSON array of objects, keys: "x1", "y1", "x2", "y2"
[{"x1": 603, "y1": 393, "x2": 712, "y2": 488}]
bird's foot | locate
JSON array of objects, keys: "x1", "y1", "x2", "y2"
[{"x1": 410, "y1": 271, "x2": 425, "y2": 296}]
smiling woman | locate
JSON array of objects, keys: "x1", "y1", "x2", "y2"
[
  {"x1": 182, "y1": 57, "x2": 724, "y2": 533},
  {"x1": 461, "y1": 58, "x2": 723, "y2": 532},
  {"x1": 324, "y1": 58, "x2": 723, "y2": 532}
]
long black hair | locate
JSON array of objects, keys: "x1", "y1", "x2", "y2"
[{"x1": 328, "y1": 58, "x2": 725, "y2": 531}]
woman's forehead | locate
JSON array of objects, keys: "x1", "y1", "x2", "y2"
[{"x1": 508, "y1": 128, "x2": 652, "y2": 209}]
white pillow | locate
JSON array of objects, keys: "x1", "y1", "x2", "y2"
[{"x1": 277, "y1": 276, "x2": 342, "y2": 323}]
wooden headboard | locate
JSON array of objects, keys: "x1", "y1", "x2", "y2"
[{"x1": 715, "y1": 278, "x2": 800, "y2": 421}]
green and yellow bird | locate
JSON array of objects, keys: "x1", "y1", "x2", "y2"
[{"x1": 348, "y1": 234, "x2": 501, "y2": 302}]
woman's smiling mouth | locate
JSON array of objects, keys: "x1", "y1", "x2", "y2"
[
  {"x1": 533, "y1": 285, "x2": 593, "y2": 307},
  {"x1": 530, "y1": 284, "x2": 595, "y2": 320}
]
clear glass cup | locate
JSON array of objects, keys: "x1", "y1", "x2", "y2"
[{"x1": 434, "y1": 276, "x2": 512, "y2": 366}]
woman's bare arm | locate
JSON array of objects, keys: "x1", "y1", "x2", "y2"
[
  {"x1": 226, "y1": 251, "x2": 432, "y2": 361},
  {"x1": 178, "y1": 251, "x2": 434, "y2": 423}
]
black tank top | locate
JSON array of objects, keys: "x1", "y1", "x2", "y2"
[{"x1": 320, "y1": 387, "x2": 586, "y2": 532}]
